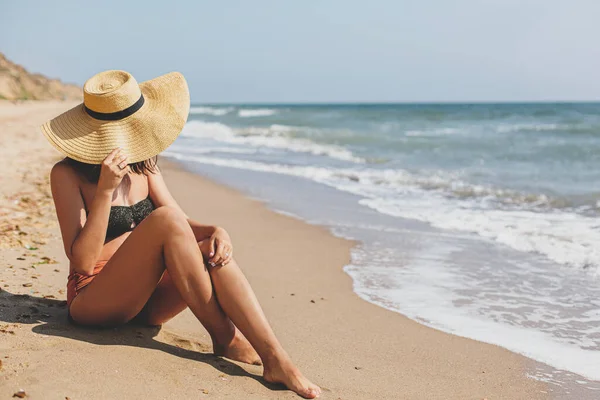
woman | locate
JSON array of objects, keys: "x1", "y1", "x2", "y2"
[{"x1": 41, "y1": 70, "x2": 321, "y2": 399}]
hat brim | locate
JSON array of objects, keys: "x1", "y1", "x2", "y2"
[{"x1": 40, "y1": 72, "x2": 190, "y2": 164}]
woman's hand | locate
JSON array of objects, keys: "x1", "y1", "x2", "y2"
[
  {"x1": 208, "y1": 227, "x2": 233, "y2": 267},
  {"x1": 97, "y1": 148, "x2": 130, "y2": 194}
]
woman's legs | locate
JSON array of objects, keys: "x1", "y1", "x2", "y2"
[
  {"x1": 135, "y1": 270, "x2": 188, "y2": 326},
  {"x1": 69, "y1": 206, "x2": 320, "y2": 398},
  {"x1": 135, "y1": 240, "x2": 215, "y2": 326},
  {"x1": 139, "y1": 242, "x2": 321, "y2": 398},
  {"x1": 135, "y1": 242, "x2": 261, "y2": 365},
  {"x1": 70, "y1": 207, "x2": 258, "y2": 363},
  {"x1": 69, "y1": 207, "x2": 232, "y2": 343},
  {"x1": 208, "y1": 259, "x2": 322, "y2": 398}
]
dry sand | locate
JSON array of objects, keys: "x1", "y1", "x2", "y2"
[{"x1": 0, "y1": 101, "x2": 550, "y2": 399}]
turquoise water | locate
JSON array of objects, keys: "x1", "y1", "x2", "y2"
[
  {"x1": 166, "y1": 103, "x2": 600, "y2": 391},
  {"x1": 186, "y1": 103, "x2": 600, "y2": 209}
]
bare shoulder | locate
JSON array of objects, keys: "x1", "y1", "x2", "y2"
[
  {"x1": 153, "y1": 164, "x2": 163, "y2": 175},
  {"x1": 148, "y1": 165, "x2": 165, "y2": 182},
  {"x1": 50, "y1": 159, "x2": 79, "y2": 187}
]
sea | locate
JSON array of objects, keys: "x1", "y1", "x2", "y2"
[{"x1": 165, "y1": 103, "x2": 600, "y2": 396}]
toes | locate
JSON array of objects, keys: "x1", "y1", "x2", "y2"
[
  {"x1": 301, "y1": 387, "x2": 318, "y2": 399},
  {"x1": 310, "y1": 385, "x2": 322, "y2": 396},
  {"x1": 298, "y1": 383, "x2": 321, "y2": 399},
  {"x1": 262, "y1": 364, "x2": 320, "y2": 398}
]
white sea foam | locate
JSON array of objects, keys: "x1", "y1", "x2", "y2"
[
  {"x1": 238, "y1": 108, "x2": 278, "y2": 117},
  {"x1": 345, "y1": 244, "x2": 600, "y2": 381},
  {"x1": 496, "y1": 123, "x2": 562, "y2": 133},
  {"x1": 163, "y1": 151, "x2": 600, "y2": 380},
  {"x1": 180, "y1": 121, "x2": 364, "y2": 163},
  {"x1": 172, "y1": 104, "x2": 600, "y2": 387},
  {"x1": 168, "y1": 145, "x2": 258, "y2": 155},
  {"x1": 163, "y1": 151, "x2": 600, "y2": 274},
  {"x1": 405, "y1": 128, "x2": 462, "y2": 137},
  {"x1": 163, "y1": 152, "x2": 336, "y2": 180},
  {"x1": 359, "y1": 197, "x2": 600, "y2": 273},
  {"x1": 189, "y1": 106, "x2": 234, "y2": 116}
]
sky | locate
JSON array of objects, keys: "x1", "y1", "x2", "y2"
[{"x1": 2, "y1": 1, "x2": 600, "y2": 103}]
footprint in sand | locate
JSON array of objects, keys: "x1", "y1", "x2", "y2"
[{"x1": 159, "y1": 330, "x2": 212, "y2": 353}]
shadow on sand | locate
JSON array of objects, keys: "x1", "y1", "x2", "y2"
[{"x1": 0, "y1": 289, "x2": 284, "y2": 392}]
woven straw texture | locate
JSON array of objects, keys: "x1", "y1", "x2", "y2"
[{"x1": 40, "y1": 70, "x2": 190, "y2": 164}]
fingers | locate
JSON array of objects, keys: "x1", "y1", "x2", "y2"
[
  {"x1": 104, "y1": 149, "x2": 126, "y2": 168},
  {"x1": 104, "y1": 148, "x2": 129, "y2": 168},
  {"x1": 112, "y1": 152, "x2": 126, "y2": 166},
  {"x1": 221, "y1": 243, "x2": 233, "y2": 265},
  {"x1": 209, "y1": 240, "x2": 233, "y2": 267},
  {"x1": 116, "y1": 156, "x2": 128, "y2": 171},
  {"x1": 109, "y1": 151, "x2": 129, "y2": 174},
  {"x1": 98, "y1": 148, "x2": 129, "y2": 192},
  {"x1": 209, "y1": 239, "x2": 225, "y2": 266},
  {"x1": 208, "y1": 238, "x2": 216, "y2": 259},
  {"x1": 104, "y1": 147, "x2": 121, "y2": 164},
  {"x1": 117, "y1": 165, "x2": 130, "y2": 177}
]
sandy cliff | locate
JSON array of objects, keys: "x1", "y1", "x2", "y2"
[{"x1": 0, "y1": 53, "x2": 81, "y2": 101}]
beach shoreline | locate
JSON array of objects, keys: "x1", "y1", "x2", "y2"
[{"x1": 0, "y1": 101, "x2": 552, "y2": 399}]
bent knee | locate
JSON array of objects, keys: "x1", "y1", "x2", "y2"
[
  {"x1": 150, "y1": 206, "x2": 186, "y2": 222},
  {"x1": 197, "y1": 239, "x2": 212, "y2": 260},
  {"x1": 148, "y1": 206, "x2": 191, "y2": 235},
  {"x1": 207, "y1": 257, "x2": 238, "y2": 274}
]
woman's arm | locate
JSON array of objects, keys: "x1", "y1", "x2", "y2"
[
  {"x1": 50, "y1": 149, "x2": 129, "y2": 275},
  {"x1": 148, "y1": 166, "x2": 233, "y2": 266}
]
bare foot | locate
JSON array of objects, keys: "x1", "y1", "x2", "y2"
[
  {"x1": 263, "y1": 356, "x2": 321, "y2": 399},
  {"x1": 213, "y1": 328, "x2": 262, "y2": 366}
]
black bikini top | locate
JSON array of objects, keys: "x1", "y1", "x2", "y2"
[{"x1": 101, "y1": 195, "x2": 155, "y2": 239}]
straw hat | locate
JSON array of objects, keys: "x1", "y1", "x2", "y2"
[{"x1": 40, "y1": 70, "x2": 190, "y2": 164}]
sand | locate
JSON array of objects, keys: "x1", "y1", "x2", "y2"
[{"x1": 0, "y1": 101, "x2": 549, "y2": 399}]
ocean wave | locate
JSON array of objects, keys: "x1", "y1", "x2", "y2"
[
  {"x1": 163, "y1": 151, "x2": 341, "y2": 182},
  {"x1": 180, "y1": 121, "x2": 364, "y2": 163},
  {"x1": 168, "y1": 145, "x2": 258, "y2": 155},
  {"x1": 162, "y1": 152, "x2": 600, "y2": 274},
  {"x1": 189, "y1": 106, "x2": 234, "y2": 116},
  {"x1": 405, "y1": 128, "x2": 462, "y2": 137},
  {"x1": 495, "y1": 123, "x2": 563, "y2": 133},
  {"x1": 238, "y1": 108, "x2": 278, "y2": 117},
  {"x1": 345, "y1": 252, "x2": 600, "y2": 381},
  {"x1": 360, "y1": 197, "x2": 600, "y2": 272},
  {"x1": 313, "y1": 166, "x2": 563, "y2": 210}
]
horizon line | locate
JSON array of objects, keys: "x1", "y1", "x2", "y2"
[{"x1": 191, "y1": 100, "x2": 600, "y2": 106}]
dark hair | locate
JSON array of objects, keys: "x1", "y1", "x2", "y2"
[{"x1": 66, "y1": 156, "x2": 158, "y2": 183}]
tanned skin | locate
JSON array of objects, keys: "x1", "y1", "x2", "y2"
[{"x1": 51, "y1": 148, "x2": 321, "y2": 399}]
